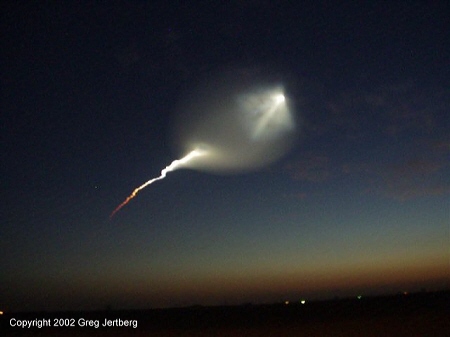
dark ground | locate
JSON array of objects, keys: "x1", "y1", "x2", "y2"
[{"x1": 1, "y1": 291, "x2": 449, "y2": 336}]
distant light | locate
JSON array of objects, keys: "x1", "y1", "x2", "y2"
[
  {"x1": 285, "y1": 300, "x2": 289, "y2": 305},
  {"x1": 0, "y1": 311, "x2": 3, "y2": 315},
  {"x1": 403, "y1": 291, "x2": 408, "y2": 295},
  {"x1": 301, "y1": 300, "x2": 306, "y2": 304},
  {"x1": 357, "y1": 295, "x2": 362, "y2": 300}
]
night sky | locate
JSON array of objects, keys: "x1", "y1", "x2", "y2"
[{"x1": 2, "y1": 2, "x2": 449, "y2": 312}]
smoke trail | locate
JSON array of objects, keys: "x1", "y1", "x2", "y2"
[
  {"x1": 111, "y1": 67, "x2": 297, "y2": 218},
  {"x1": 110, "y1": 149, "x2": 206, "y2": 218}
]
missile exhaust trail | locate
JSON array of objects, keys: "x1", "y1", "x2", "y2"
[
  {"x1": 110, "y1": 70, "x2": 296, "y2": 219},
  {"x1": 110, "y1": 149, "x2": 205, "y2": 219}
]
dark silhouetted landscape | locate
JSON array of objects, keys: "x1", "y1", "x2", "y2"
[{"x1": 2, "y1": 290, "x2": 448, "y2": 336}]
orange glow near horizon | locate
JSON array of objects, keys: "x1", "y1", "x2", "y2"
[
  {"x1": 4, "y1": 260, "x2": 448, "y2": 312},
  {"x1": 104, "y1": 258, "x2": 448, "y2": 307}
]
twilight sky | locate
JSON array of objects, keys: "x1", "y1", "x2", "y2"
[{"x1": 1, "y1": 1, "x2": 449, "y2": 312}]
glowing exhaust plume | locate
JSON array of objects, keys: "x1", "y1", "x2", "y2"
[
  {"x1": 110, "y1": 149, "x2": 206, "y2": 218},
  {"x1": 173, "y1": 81, "x2": 296, "y2": 173},
  {"x1": 112, "y1": 68, "x2": 297, "y2": 218}
]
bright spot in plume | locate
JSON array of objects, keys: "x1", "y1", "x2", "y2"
[
  {"x1": 240, "y1": 89, "x2": 293, "y2": 141},
  {"x1": 275, "y1": 93, "x2": 285, "y2": 104}
]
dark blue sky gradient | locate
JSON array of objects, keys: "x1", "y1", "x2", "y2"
[{"x1": 1, "y1": 1, "x2": 449, "y2": 311}]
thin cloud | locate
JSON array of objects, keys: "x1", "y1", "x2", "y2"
[
  {"x1": 342, "y1": 156, "x2": 449, "y2": 201},
  {"x1": 307, "y1": 81, "x2": 448, "y2": 140},
  {"x1": 285, "y1": 155, "x2": 332, "y2": 183},
  {"x1": 380, "y1": 158, "x2": 449, "y2": 201}
]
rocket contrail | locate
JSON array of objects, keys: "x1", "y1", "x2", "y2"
[
  {"x1": 111, "y1": 71, "x2": 296, "y2": 218},
  {"x1": 110, "y1": 149, "x2": 206, "y2": 218}
]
